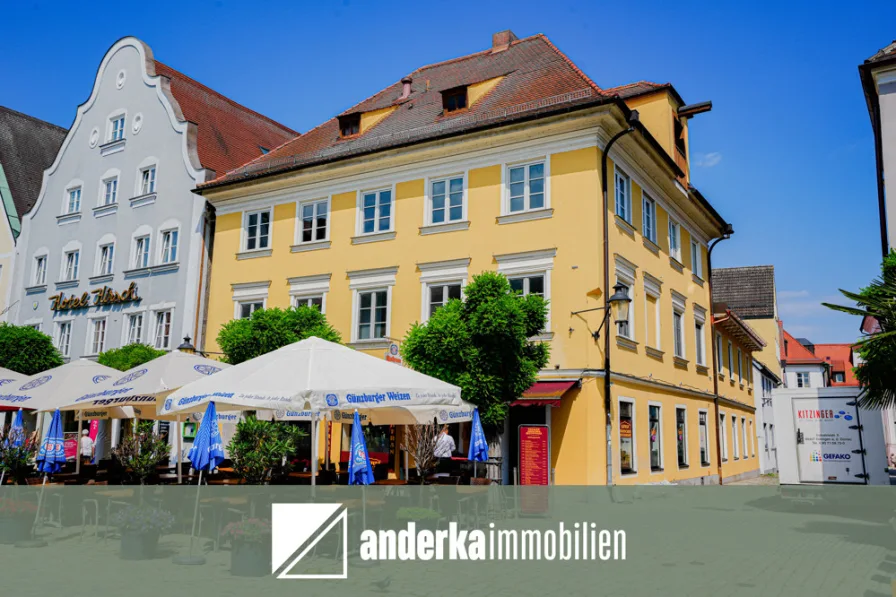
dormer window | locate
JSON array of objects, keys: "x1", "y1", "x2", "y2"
[
  {"x1": 338, "y1": 114, "x2": 360, "y2": 138},
  {"x1": 674, "y1": 118, "x2": 686, "y2": 156},
  {"x1": 442, "y1": 86, "x2": 468, "y2": 113}
]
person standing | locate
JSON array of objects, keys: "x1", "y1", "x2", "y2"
[
  {"x1": 433, "y1": 425, "x2": 456, "y2": 474},
  {"x1": 79, "y1": 429, "x2": 94, "y2": 466}
]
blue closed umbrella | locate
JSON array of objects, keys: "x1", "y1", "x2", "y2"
[
  {"x1": 188, "y1": 402, "x2": 225, "y2": 475},
  {"x1": 468, "y1": 408, "x2": 489, "y2": 477},
  {"x1": 36, "y1": 410, "x2": 66, "y2": 474},
  {"x1": 348, "y1": 411, "x2": 374, "y2": 486},
  {"x1": 8, "y1": 409, "x2": 24, "y2": 447}
]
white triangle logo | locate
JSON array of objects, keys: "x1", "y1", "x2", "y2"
[{"x1": 272, "y1": 503, "x2": 348, "y2": 579}]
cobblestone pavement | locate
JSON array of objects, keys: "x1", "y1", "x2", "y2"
[{"x1": 727, "y1": 475, "x2": 779, "y2": 486}]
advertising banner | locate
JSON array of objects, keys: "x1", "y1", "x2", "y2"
[{"x1": 792, "y1": 396, "x2": 866, "y2": 484}]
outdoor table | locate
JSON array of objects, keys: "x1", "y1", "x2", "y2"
[
  {"x1": 374, "y1": 479, "x2": 408, "y2": 485},
  {"x1": 207, "y1": 478, "x2": 246, "y2": 485}
]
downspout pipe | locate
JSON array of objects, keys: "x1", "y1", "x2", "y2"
[
  {"x1": 600, "y1": 111, "x2": 639, "y2": 486},
  {"x1": 707, "y1": 224, "x2": 733, "y2": 485}
]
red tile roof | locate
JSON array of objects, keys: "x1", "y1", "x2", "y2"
[
  {"x1": 153, "y1": 61, "x2": 297, "y2": 177},
  {"x1": 780, "y1": 328, "x2": 825, "y2": 365},
  {"x1": 604, "y1": 81, "x2": 671, "y2": 99},
  {"x1": 813, "y1": 344, "x2": 859, "y2": 386},
  {"x1": 199, "y1": 34, "x2": 616, "y2": 189}
]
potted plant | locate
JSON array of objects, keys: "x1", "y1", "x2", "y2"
[
  {"x1": 111, "y1": 421, "x2": 170, "y2": 484},
  {"x1": 222, "y1": 518, "x2": 271, "y2": 576},
  {"x1": 0, "y1": 498, "x2": 38, "y2": 544},
  {"x1": 110, "y1": 504, "x2": 174, "y2": 560},
  {"x1": 227, "y1": 416, "x2": 307, "y2": 484},
  {"x1": 0, "y1": 426, "x2": 38, "y2": 486},
  {"x1": 396, "y1": 507, "x2": 442, "y2": 531}
]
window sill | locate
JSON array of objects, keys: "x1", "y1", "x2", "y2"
[
  {"x1": 692, "y1": 274, "x2": 704, "y2": 287},
  {"x1": 348, "y1": 339, "x2": 391, "y2": 350},
  {"x1": 669, "y1": 257, "x2": 684, "y2": 273},
  {"x1": 99, "y1": 138, "x2": 126, "y2": 156},
  {"x1": 420, "y1": 220, "x2": 470, "y2": 235},
  {"x1": 673, "y1": 356, "x2": 689, "y2": 369},
  {"x1": 237, "y1": 248, "x2": 272, "y2": 260},
  {"x1": 57, "y1": 212, "x2": 81, "y2": 225},
  {"x1": 678, "y1": 464, "x2": 689, "y2": 470},
  {"x1": 123, "y1": 262, "x2": 179, "y2": 277},
  {"x1": 531, "y1": 332, "x2": 554, "y2": 342},
  {"x1": 616, "y1": 336, "x2": 638, "y2": 352},
  {"x1": 130, "y1": 193, "x2": 156, "y2": 208},
  {"x1": 496, "y1": 208, "x2": 552, "y2": 225},
  {"x1": 718, "y1": 373, "x2": 725, "y2": 381},
  {"x1": 645, "y1": 346, "x2": 664, "y2": 361},
  {"x1": 25, "y1": 284, "x2": 47, "y2": 294},
  {"x1": 700, "y1": 462, "x2": 711, "y2": 468},
  {"x1": 642, "y1": 237, "x2": 660, "y2": 255},
  {"x1": 351, "y1": 231, "x2": 396, "y2": 245},
  {"x1": 89, "y1": 274, "x2": 114, "y2": 284},
  {"x1": 614, "y1": 215, "x2": 636, "y2": 238},
  {"x1": 620, "y1": 470, "x2": 638, "y2": 477},
  {"x1": 696, "y1": 364, "x2": 709, "y2": 376},
  {"x1": 650, "y1": 467, "x2": 664, "y2": 474},
  {"x1": 55, "y1": 279, "x2": 79, "y2": 289},
  {"x1": 291, "y1": 240, "x2": 331, "y2": 253},
  {"x1": 722, "y1": 459, "x2": 728, "y2": 463},
  {"x1": 93, "y1": 203, "x2": 118, "y2": 218}
]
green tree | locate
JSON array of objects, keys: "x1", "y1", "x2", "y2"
[
  {"x1": 98, "y1": 343, "x2": 166, "y2": 372},
  {"x1": 401, "y1": 271, "x2": 549, "y2": 428},
  {"x1": 217, "y1": 305, "x2": 341, "y2": 365},
  {"x1": 0, "y1": 323, "x2": 63, "y2": 375},
  {"x1": 227, "y1": 415, "x2": 307, "y2": 484},
  {"x1": 824, "y1": 251, "x2": 896, "y2": 408}
]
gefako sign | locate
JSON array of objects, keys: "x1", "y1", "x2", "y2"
[{"x1": 49, "y1": 282, "x2": 141, "y2": 311}]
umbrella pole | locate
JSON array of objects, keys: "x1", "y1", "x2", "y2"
[
  {"x1": 31, "y1": 475, "x2": 47, "y2": 539},
  {"x1": 176, "y1": 416, "x2": 182, "y2": 485},
  {"x1": 75, "y1": 411, "x2": 82, "y2": 475},
  {"x1": 187, "y1": 469, "x2": 204, "y2": 558},
  {"x1": 311, "y1": 413, "x2": 317, "y2": 491}
]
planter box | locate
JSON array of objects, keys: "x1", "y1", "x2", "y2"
[
  {"x1": 0, "y1": 516, "x2": 32, "y2": 544},
  {"x1": 120, "y1": 531, "x2": 160, "y2": 560},
  {"x1": 231, "y1": 540, "x2": 269, "y2": 577}
]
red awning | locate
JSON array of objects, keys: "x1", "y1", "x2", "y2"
[{"x1": 511, "y1": 380, "x2": 578, "y2": 407}]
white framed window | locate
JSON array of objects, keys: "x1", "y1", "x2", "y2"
[
  {"x1": 618, "y1": 397, "x2": 636, "y2": 475},
  {"x1": 90, "y1": 318, "x2": 107, "y2": 355},
  {"x1": 614, "y1": 167, "x2": 631, "y2": 223},
  {"x1": 648, "y1": 403, "x2": 663, "y2": 471},
  {"x1": 33, "y1": 254, "x2": 48, "y2": 286},
  {"x1": 694, "y1": 310, "x2": 706, "y2": 366},
  {"x1": 507, "y1": 161, "x2": 546, "y2": 214},
  {"x1": 749, "y1": 420, "x2": 754, "y2": 457},
  {"x1": 728, "y1": 340, "x2": 734, "y2": 374},
  {"x1": 109, "y1": 115, "x2": 125, "y2": 141},
  {"x1": 126, "y1": 313, "x2": 144, "y2": 344},
  {"x1": 97, "y1": 243, "x2": 115, "y2": 276},
  {"x1": 796, "y1": 372, "x2": 810, "y2": 388},
  {"x1": 293, "y1": 295, "x2": 324, "y2": 311},
  {"x1": 244, "y1": 208, "x2": 272, "y2": 250},
  {"x1": 614, "y1": 257, "x2": 636, "y2": 340},
  {"x1": 644, "y1": 279, "x2": 661, "y2": 350},
  {"x1": 698, "y1": 410, "x2": 711, "y2": 466},
  {"x1": 642, "y1": 194, "x2": 656, "y2": 242},
  {"x1": 668, "y1": 219, "x2": 681, "y2": 261},
  {"x1": 55, "y1": 321, "x2": 72, "y2": 357},
  {"x1": 676, "y1": 407, "x2": 688, "y2": 468},
  {"x1": 741, "y1": 418, "x2": 747, "y2": 459},
  {"x1": 237, "y1": 301, "x2": 264, "y2": 319},
  {"x1": 62, "y1": 250, "x2": 80, "y2": 281},
  {"x1": 673, "y1": 308, "x2": 685, "y2": 358},
  {"x1": 140, "y1": 166, "x2": 156, "y2": 195},
  {"x1": 495, "y1": 249, "x2": 555, "y2": 334},
  {"x1": 102, "y1": 177, "x2": 118, "y2": 206},
  {"x1": 133, "y1": 235, "x2": 150, "y2": 269},
  {"x1": 737, "y1": 348, "x2": 743, "y2": 382},
  {"x1": 716, "y1": 333, "x2": 724, "y2": 374},
  {"x1": 348, "y1": 267, "x2": 397, "y2": 343},
  {"x1": 720, "y1": 413, "x2": 728, "y2": 461},
  {"x1": 66, "y1": 187, "x2": 81, "y2": 214},
  {"x1": 154, "y1": 310, "x2": 172, "y2": 350},
  {"x1": 690, "y1": 240, "x2": 703, "y2": 278},
  {"x1": 359, "y1": 189, "x2": 393, "y2": 234},
  {"x1": 427, "y1": 282, "x2": 462, "y2": 319},
  {"x1": 298, "y1": 198, "x2": 329, "y2": 244},
  {"x1": 429, "y1": 176, "x2": 465, "y2": 224},
  {"x1": 732, "y1": 415, "x2": 739, "y2": 459},
  {"x1": 160, "y1": 229, "x2": 178, "y2": 264}
]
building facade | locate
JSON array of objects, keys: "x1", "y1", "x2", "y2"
[
  {"x1": 0, "y1": 106, "x2": 66, "y2": 318},
  {"x1": 9, "y1": 37, "x2": 295, "y2": 365},
  {"x1": 197, "y1": 31, "x2": 762, "y2": 485}
]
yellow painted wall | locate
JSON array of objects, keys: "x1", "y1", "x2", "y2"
[
  {"x1": 747, "y1": 317, "x2": 782, "y2": 378},
  {"x1": 467, "y1": 76, "x2": 504, "y2": 106},
  {"x1": 360, "y1": 106, "x2": 398, "y2": 134},
  {"x1": 625, "y1": 93, "x2": 677, "y2": 159}
]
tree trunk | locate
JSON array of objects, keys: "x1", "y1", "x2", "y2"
[{"x1": 486, "y1": 430, "x2": 503, "y2": 483}]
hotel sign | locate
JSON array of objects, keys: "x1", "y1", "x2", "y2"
[{"x1": 50, "y1": 282, "x2": 141, "y2": 311}]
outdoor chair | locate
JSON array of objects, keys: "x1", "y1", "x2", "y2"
[{"x1": 79, "y1": 480, "x2": 109, "y2": 541}]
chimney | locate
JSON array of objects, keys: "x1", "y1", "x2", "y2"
[
  {"x1": 491, "y1": 30, "x2": 518, "y2": 53},
  {"x1": 399, "y1": 77, "x2": 412, "y2": 100}
]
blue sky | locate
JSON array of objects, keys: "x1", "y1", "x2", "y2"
[{"x1": 1, "y1": 0, "x2": 892, "y2": 343}]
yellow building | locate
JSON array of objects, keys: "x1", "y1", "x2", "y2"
[{"x1": 197, "y1": 31, "x2": 762, "y2": 484}]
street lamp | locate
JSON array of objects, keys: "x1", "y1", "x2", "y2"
[
  {"x1": 569, "y1": 282, "x2": 632, "y2": 341},
  {"x1": 176, "y1": 337, "x2": 196, "y2": 354}
]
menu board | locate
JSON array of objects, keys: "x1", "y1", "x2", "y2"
[
  {"x1": 64, "y1": 432, "x2": 78, "y2": 459},
  {"x1": 519, "y1": 425, "x2": 550, "y2": 486}
]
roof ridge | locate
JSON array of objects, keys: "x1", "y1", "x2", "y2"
[
  {"x1": 605, "y1": 80, "x2": 668, "y2": 91},
  {"x1": 0, "y1": 105, "x2": 67, "y2": 133},
  {"x1": 153, "y1": 61, "x2": 298, "y2": 136},
  {"x1": 535, "y1": 34, "x2": 603, "y2": 95}
]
